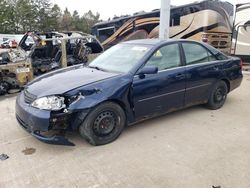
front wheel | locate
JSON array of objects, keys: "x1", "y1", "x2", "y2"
[
  {"x1": 207, "y1": 81, "x2": 228, "y2": 110},
  {"x1": 79, "y1": 102, "x2": 126, "y2": 146}
]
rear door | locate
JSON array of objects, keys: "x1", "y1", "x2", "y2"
[
  {"x1": 181, "y1": 42, "x2": 222, "y2": 106},
  {"x1": 132, "y1": 42, "x2": 186, "y2": 119}
]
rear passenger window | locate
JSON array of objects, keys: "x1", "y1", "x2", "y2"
[
  {"x1": 215, "y1": 53, "x2": 228, "y2": 60},
  {"x1": 182, "y1": 43, "x2": 216, "y2": 65}
]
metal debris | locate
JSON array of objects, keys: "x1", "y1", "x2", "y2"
[{"x1": 0, "y1": 154, "x2": 9, "y2": 161}]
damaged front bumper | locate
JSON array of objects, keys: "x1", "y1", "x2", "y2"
[
  {"x1": 32, "y1": 131, "x2": 75, "y2": 146},
  {"x1": 16, "y1": 115, "x2": 75, "y2": 146},
  {"x1": 16, "y1": 92, "x2": 75, "y2": 146}
]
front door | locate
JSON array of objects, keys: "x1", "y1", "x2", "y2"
[{"x1": 132, "y1": 43, "x2": 186, "y2": 119}]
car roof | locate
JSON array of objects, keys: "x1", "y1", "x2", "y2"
[
  {"x1": 122, "y1": 39, "x2": 201, "y2": 46},
  {"x1": 122, "y1": 39, "x2": 222, "y2": 55},
  {"x1": 122, "y1": 39, "x2": 168, "y2": 46}
]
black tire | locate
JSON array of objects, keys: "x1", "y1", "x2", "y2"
[
  {"x1": 79, "y1": 102, "x2": 126, "y2": 146},
  {"x1": 207, "y1": 81, "x2": 228, "y2": 110}
]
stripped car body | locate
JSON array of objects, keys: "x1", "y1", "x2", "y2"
[
  {"x1": 15, "y1": 39, "x2": 243, "y2": 146},
  {"x1": 19, "y1": 31, "x2": 103, "y2": 75}
]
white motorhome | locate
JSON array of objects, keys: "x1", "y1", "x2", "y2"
[
  {"x1": 231, "y1": 3, "x2": 250, "y2": 63},
  {"x1": 92, "y1": 0, "x2": 234, "y2": 54}
]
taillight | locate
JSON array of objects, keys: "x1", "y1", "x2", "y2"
[
  {"x1": 201, "y1": 34, "x2": 209, "y2": 42},
  {"x1": 240, "y1": 60, "x2": 243, "y2": 70}
]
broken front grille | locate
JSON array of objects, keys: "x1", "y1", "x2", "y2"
[{"x1": 24, "y1": 90, "x2": 36, "y2": 104}]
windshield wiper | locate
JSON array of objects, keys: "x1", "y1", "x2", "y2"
[
  {"x1": 88, "y1": 65, "x2": 107, "y2": 72},
  {"x1": 88, "y1": 65, "x2": 100, "y2": 70}
]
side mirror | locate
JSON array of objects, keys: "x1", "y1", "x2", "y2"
[{"x1": 137, "y1": 65, "x2": 158, "y2": 78}]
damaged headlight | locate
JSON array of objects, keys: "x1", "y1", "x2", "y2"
[{"x1": 31, "y1": 96, "x2": 66, "y2": 111}]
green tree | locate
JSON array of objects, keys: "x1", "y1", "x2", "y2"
[
  {"x1": 6, "y1": 0, "x2": 18, "y2": 33},
  {"x1": 0, "y1": 0, "x2": 102, "y2": 34},
  {"x1": 0, "y1": 0, "x2": 11, "y2": 33},
  {"x1": 15, "y1": 0, "x2": 37, "y2": 32},
  {"x1": 81, "y1": 10, "x2": 100, "y2": 33},
  {"x1": 61, "y1": 8, "x2": 72, "y2": 31},
  {"x1": 33, "y1": 0, "x2": 52, "y2": 31},
  {"x1": 47, "y1": 4, "x2": 62, "y2": 31},
  {"x1": 72, "y1": 10, "x2": 82, "y2": 31}
]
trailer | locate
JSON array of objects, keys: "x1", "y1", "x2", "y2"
[{"x1": 231, "y1": 3, "x2": 250, "y2": 63}]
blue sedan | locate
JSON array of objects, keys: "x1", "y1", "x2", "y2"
[{"x1": 15, "y1": 39, "x2": 243, "y2": 146}]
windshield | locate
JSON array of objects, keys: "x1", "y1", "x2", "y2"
[{"x1": 89, "y1": 43, "x2": 150, "y2": 73}]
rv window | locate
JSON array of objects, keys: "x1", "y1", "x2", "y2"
[
  {"x1": 173, "y1": 16, "x2": 180, "y2": 26},
  {"x1": 171, "y1": 16, "x2": 180, "y2": 26},
  {"x1": 98, "y1": 27, "x2": 115, "y2": 42}
]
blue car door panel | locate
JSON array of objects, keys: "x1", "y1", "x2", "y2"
[
  {"x1": 181, "y1": 42, "x2": 222, "y2": 106},
  {"x1": 133, "y1": 68, "x2": 186, "y2": 118},
  {"x1": 185, "y1": 62, "x2": 222, "y2": 106},
  {"x1": 132, "y1": 43, "x2": 186, "y2": 119}
]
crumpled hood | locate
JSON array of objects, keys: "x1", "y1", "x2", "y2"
[{"x1": 26, "y1": 65, "x2": 119, "y2": 97}]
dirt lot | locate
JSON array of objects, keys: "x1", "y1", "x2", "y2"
[{"x1": 0, "y1": 74, "x2": 250, "y2": 188}]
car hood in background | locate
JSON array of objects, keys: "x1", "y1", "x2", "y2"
[{"x1": 26, "y1": 65, "x2": 119, "y2": 97}]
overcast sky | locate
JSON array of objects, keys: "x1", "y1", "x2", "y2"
[{"x1": 51, "y1": 0, "x2": 250, "y2": 20}]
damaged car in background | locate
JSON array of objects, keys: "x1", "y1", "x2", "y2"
[
  {"x1": 16, "y1": 39, "x2": 243, "y2": 146},
  {"x1": 0, "y1": 31, "x2": 103, "y2": 95},
  {"x1": 0, "y1": 49, "x2": 33, "y2": 95},
  {"x1": 19, "y1": 31, "x2": 103, "y2": 75}
]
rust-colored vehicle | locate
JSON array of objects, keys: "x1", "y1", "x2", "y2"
[{"x1": 0, "y1": 49, "x2": 33, "y2": 95}]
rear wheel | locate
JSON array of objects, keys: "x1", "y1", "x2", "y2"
[
  {"x1": 79, "y1": 102, "x2": 126, "y2": 146},
  {"x1": 207, "y1": 81, "x2": 228, "y2": 110}
]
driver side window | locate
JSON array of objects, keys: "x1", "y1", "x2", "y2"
[{"x1": 147, "y1": 43, "x2": 181, "y2": 70}]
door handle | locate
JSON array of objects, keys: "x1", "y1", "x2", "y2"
[
  {"x1": 213, "y1": 66, "x2": 219, "y2": 71},
  {"x1": 175, "y1": 73, "x2": 185, "y2": 79}
]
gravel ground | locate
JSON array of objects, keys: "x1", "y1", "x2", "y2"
[{"x1": 0, "y1": 74, "x2": 250, "y2": 188}]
